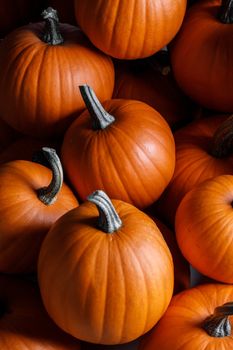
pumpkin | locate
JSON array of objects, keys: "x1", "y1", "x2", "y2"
[
  {"x1": 170, "y1": 0, "x2": 233, "y2": 112},
  {"x1": 0, "y1": 7, "x2": 114, "y2": 138},
  {"x1": 0, "y1": 147, "x2": 78, "y2": 273},
  {"x1": 113, "y1": 52, "x2": 195, "y2": 130},
  {"x1": 38, "y1": 190, "x2": 174, "y2": 344},
  {"x1": 155, "y1": 114, "x2": 233, "y2": 227},
  {"x1": 140, "y1": 283, "x2": 233, "y2": 350},
  {"x1": 175, "y1": 174, "x2": 233, "y2": 283},
  {"x1": 0, "y1": 274, "x2": 80, "y2": 350},
  {"x1": 61, "y1": 85, "x2": 175, "y2": 209},
  {"x1": 74, "y1": 0, "x2": 187, "y2": 59},
  {"x1": 148, "y1": 215, "x2": 190, "y2": 294},
  {"x1": 0, "y1": 136, "x2": 60, "y2": 164}
]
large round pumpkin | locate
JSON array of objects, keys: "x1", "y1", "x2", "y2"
[
  {"x1": 155, "y1": 114, "x2": 233, "y2": 226},
  {"x1": 170, "y1": 0, "x2": 233, "y2": 112},
  {"x1": 74, "y1": 0, "x2": 187, "y2": 59},
  {"x1": 38, "y1": 190, "x2": 174, "y2": 344},
  {"x1": 0, "y1": 147, "x2": 78, "y2": 273},
  {"x1": 0, "y1": 7, "x2": 114, "y2": 138},
  {"x1": 175, "y1": 174, "x2": 233, "y2": 283},
  {"x1": 61, "y1": 85, "x2": 175, "y2": 209},
  {"x1": 0, "y1": 274, "x2": 80, "y2": 350},
  {"x1": 140, "y1": 283, "x2": 233, "y2": 350}
]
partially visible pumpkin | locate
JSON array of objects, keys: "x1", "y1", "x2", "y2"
[
  {"x1": 38, "y1": 190, "x2": 174, "y2": 344},
  {"x1": 74, "y1": 0, "x2": 187, "y2": 59},
  {"x1": 0, "y1": 147, "x2": 78, "y2": 273},
  {"x1": 170, "y1": 0, "x2": 233, "y2": 112},
  {"x1": 175, "y1": 174, "x2": 233, "y2": 284},
  {"x1": 140, "y1": 283, "x2": 233, "y2": 350},
  {"x1": 62, "y1": 85, "x2": 175, "y2": 209},
  {"x1": 113, "y1": 53, "x2": 195, "y2": 130},
  {"x1": 155, "y1": 114, "x2": 233, "y2": 227},
  {"x1": 0, "y1": 274, "x2": 80, "y2": 350},
  {"x1": 0, "y1": 7, "x2": 114, "y2": 138}
]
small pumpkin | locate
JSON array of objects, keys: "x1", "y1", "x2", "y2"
[
  {"x1": 74, "y1": 0, "x2": 187, "y2": 59},
  {"x1": 61, "y1": 85, "x2": 175, "y2": 209},
  {"x1": 140, "y1": 283, "x2": 233, "y2": 350},
  {"x1": 0, "y1": 274, "x2": 80, "y2": 350},
  {"x1": 0, "y1": 7, "x2": 114, "y2": 138},
  {"x1": 175, "y1": 174, "x2": 233, "y2": 283},
  {"x1": 170, "y1": 0, "x2": 233, "y2": 112},
  {"x1": 38, "y1": 190, "x2": 174, "y2": 344},
  {"x1": 155, "y1": 114, "x2": 233, "y2": 227},
  {"x1": 0, "y1": 147, "x2": 78, "y2": 273}
]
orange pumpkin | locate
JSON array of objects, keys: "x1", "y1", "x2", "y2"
[
  {"x1": 62, "y1": 85, "x2": 175, "y2": 209},
  {"x1": 38, "y1": 190, "x2": 174, "y2": 344},
  {"x1": 0, "y1": 7, "x2": 114, "y2": 138},
  {"x1": 175, "y1": 174, "x2": 233, "y2": 283},
  {"x1": 140, "y1": 283, "x2": 233, "y2": 350},
  {"x1": 0, "y1": 274, "x2": 80, "y2": 350},
  {"x1": 170, "y1": 0, "x2": 233, "y2": 112},
  {"x1": 155, "y1": 114, "x2": 233, "y2": 227},
  {"x1": 0, "y1": 147, "x2": 78, "y2": 273},
  {"x1": 74, "y1": 0, "x2": 187, "y2": 59}
]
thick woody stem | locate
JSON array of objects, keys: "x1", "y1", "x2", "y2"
[
  {"x1": 41, "y1": 7, "x2": 64, "y2": 45},
  {"x1": 203, "y1": 302, "x2": 233, "y2": 337},
  {"x1": 79, "y1": 85, "x2": 115, "y2": 130},
  {"x1": 219, "y1": 0, "x2": 233, "y2": 24},
  {"x1": 87, "y1": 190, "x2": 122, "y2": 233}
]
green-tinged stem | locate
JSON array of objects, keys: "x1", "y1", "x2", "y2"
[
  {"x1": 87, "y1": 190, "x2": 122, "y2": 233},
  {"x1": 79, "y1": 85, "x2": 115, "y2": 130},
  {"x1": 41, "y1": 7, "x2": 64, "y2": 45}
]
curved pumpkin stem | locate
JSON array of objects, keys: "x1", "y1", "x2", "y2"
[
  {"x1": 87, "y1": 190, "x2": 122, "y2": 233},
  {"x1": 203, "y1": 302, "x2": 233, "y2": 337},
  {"x1": 219, "y1": 0, "x2": 233, "y2": 24},
  {"x1": 211, "y1": 115, "x2": 233, "y2": 158},
  {"x1": 34, "y1": 147, "x2": 63, "y2": 205},
  {"x1": 41, "y1": 7, "x2": 64, "y2": 45},
  {"x1": 79, "y1": 85, "x2": 115, "y2": 130}
]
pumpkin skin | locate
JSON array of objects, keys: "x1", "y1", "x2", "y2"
[
  {"x1": 62, "y1": 87, "x2": 175, "y2": 209},
  {"x1": 74, "y1": 0, "x2": 187, "y2": 59},
  {"x1": 0, "y1": 156, "x2": 78, "y2": 273},
  {"x1": 113, "y1": 59, "x2": 195, "y2": 130},
  {"x1": 0, "y1": 17, "x2": 114, "y2": 138},
  {"x1": 140, "y1": 283, "x2": 233, "y2": 350},
  {"x1": 155, "y1": 115, "x2": 233, "y2": 227},
  {"x1": 175, "y1": 174, "x2": 233, "y2": 284},
  {"x1": 0, "y1": 274, "x2": 80, "y2": 350},
  {"x1": 149, "y1": 216, "x2": 190, "y2": 294},
  {"x1": 38, "y1": 192, "x2": 174, "y2": 344},
  {"x1": 170, "y1": 0, "x2": 233, "y2": 112}
]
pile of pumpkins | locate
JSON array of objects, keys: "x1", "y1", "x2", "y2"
[{"x1": 0, "y1": 0, "x2": 233, "y2": 349}]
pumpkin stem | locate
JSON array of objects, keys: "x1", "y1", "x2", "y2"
[
  {"x1": 79, "y1": 85, "x2": 115, "y2": 130},
  {"x1": 146, "y1": 50, "x2": 171, "y2": 76},
  {"x1": 35, "y1": 147, "x2": 63, "y2": 205},
  {"x1": 219, "y1": 0, "x2": 233, "y2": 24},
  {"x1": 87, "y1": 190, "x2": 122, "y2": 233},
  {"x1": 41, "y1": 7, "x2": 64, "y2": 45},
  {"x1": 203, "y1": 302, "x2": 233, "y2": 337},
  {"x1": 211, "y1": 115, "x2": 233, "y2": 158}
]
